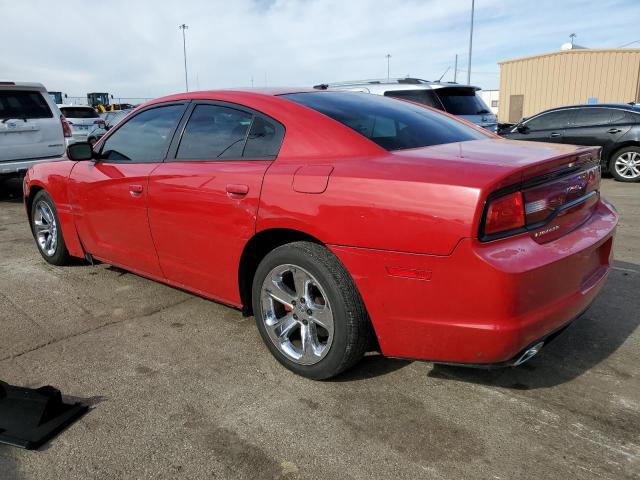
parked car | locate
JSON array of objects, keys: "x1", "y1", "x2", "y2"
[
  {"x1": 502, "y1": 104, "x2": 640, "y2": 182},
  {"x1": 58, "y1": 105, "x2": 106, "y2": 144},
  {"x1": 88, "y1": 109, "x2": 132, "y2": 145},
  {"x1": 24, "y1": 89, "x2": 617, "y2": 379},
  {"x1": 315, "y1": 77, "x2": 498, "y2": 131},
  {"x1": 0, "y1": 82, "x2": 71, "y2": 177}
]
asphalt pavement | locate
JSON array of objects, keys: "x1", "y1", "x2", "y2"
[{"x1": 0, "y1": 175, "x2": 638, "y2": 479}]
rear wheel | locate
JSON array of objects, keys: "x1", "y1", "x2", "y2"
[
  {"x1": 609, "y1": 147, "x2": 640, "y2": 182},
  {"x1": 31, "y1": 190, "x2": 71, "y2": 265},
  {"x1": 252, "y1": 241, "x2": 371, "y2": 380}
]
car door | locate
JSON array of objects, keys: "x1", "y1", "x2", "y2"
[
  {"x1": 562, "y1": 108, "x2": 630, "y2": 156},
  {"x1": 147, "y1": 102, "x2": 285, "y2": 304},
  {"x1": 507, "y1": 109, "x2": 574, "y2": 142},
  {"x1": 68, "y1": 102, "x2": 188, "y2": 277}
]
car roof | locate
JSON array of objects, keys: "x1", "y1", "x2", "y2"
[
  {"x1": 539, "y1": 103, "x2": 640, "y2": 114},
  {"x1": 315, "y1": 78, "x2": 481, "y2": 92},
  {"x1": 0, "y1": 81, "x2": 47, "y2": 92}
]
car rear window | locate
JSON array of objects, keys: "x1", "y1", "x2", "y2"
[
  {"x1": 0, "y1": 91, "x2": 52, "y2": 120},
  {"x1": 283, "y1": 91, "x2": 487, "y2": 151},
  {"x1": 383, "y1": 89, "x2": 444, "y2": 110},
  {"x1": 60, "y1": 107, "x2": 99, "y2": 119},
  {"x1": 434, "y1": 88, "x2": 492, "y2": 115}
]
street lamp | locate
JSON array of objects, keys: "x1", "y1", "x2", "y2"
[
  {"x1": 467, "y1": 0, "x2": 474, "y2": 84},
  {"x1": 179, "y1": 24, "x2": 189, "y2": 92},
  {"x1": 386, "y1": 54, "x2": 391, "y2": 81}
]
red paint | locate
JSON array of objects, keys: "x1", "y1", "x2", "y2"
[{"x1": 24, "y1": 89, "x2": 618, "y2": 365}]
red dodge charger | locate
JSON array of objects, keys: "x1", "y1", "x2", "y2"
[{"x1": 24, "y1": 89, "x2": 618, "y2": 379}]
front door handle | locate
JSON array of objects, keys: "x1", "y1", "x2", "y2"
[
  {"x1": 226, "y1": 184, "x2": 249, "y2": 196},
  {"x1": 607, "y1": 128, "x2": 621, "y2": 134},
  {"x1": 549, "y1": 132, "x2": 562, "y2": 137},
  {"x1": 129, "y1": 184, "x2": 143, "y2": 196}
]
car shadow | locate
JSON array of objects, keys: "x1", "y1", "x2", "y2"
[
  {"x1": 0, "y1": 177, "x2": 24, "y2": 203},
  {"x1": 331, "y1": 354, "x2": 412, "y2": 382},
  {"x1": 428, "y1": 260, "x2": 640, "y2": 389}
]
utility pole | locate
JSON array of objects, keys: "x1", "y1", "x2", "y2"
[
  {"x1": 467, "y1": 0, "x2": 474, "y2": 84},
  {"x1": 179, "y1": 24, "x2": 189, "y2": 92},
  {"x1": 454, "y1": 54, "x2": 458, "y2": 82},
  {"x1": 569, "y1": 33, "x2": 577, "y2": 47},
  {"x1": 386, "y1": 54, "x2": 391, "y2": 80}
]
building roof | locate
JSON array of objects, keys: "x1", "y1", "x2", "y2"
[{"x1": 498, "y1": 48, "x2": 640, "y2": 65}]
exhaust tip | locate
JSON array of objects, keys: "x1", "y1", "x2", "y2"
[{"x1": 512, "y1": 341, "x2": 544, "y2": 367}]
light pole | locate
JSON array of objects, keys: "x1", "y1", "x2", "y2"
[
  {"x1": 179, "y1": 24, "x2": 189, "y2": 92},
  {"x1": 467, "y1": 0, "x2": 474, "y2": 84},
  {"x1": 386, "y1": 54, "x2": 391, "y2": 80}
]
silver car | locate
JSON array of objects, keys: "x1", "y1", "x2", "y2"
[
  {"x1": 59, "y1": 105, "x2": 106, "y2": 143},
  {"x1": 316, "y1": 77, "x2": 498, "y2": 132}
]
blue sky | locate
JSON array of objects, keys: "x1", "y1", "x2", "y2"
[{"x1": 1, "y1": 0, "x2": 639, "y2": 99}]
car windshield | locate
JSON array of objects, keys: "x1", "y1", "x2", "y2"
[
  {"x1": 434, "y1": 88, "x2": 492, "y2": 115},
  {"x1": 283, "y1": 91, "x2": 487, "y2": 151},
  {"x1": 60, "y1": 107, "x2": 98, "y2": 119}
]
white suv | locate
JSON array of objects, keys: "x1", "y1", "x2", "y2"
[
  {"x1": 316, "y1": 77, "x2": 498, "y2": 132},
  {"x1": 58, "y1": 105, "x2": 106, "y2": 143},
  {"x1": 0, "y1": 82, "x2": 71, "y2": 176}
]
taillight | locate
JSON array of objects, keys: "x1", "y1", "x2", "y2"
[
  {"x1": 483, "y1": 191, "x2": 525, "y2": 236},
  {"x1": 60, "y1": 115, "x2": 72, "y2": 137}
]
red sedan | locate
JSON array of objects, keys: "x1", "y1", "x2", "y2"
[{"x1": 24, "y1": 89, "x2": 618, "y2": 379}]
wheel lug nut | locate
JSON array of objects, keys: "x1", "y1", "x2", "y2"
[
  {"x1": 293, "y1": 314, "x2": 298, "y2": 320},
  {"x1": 300, "y1": 298, "x2": 305, "y2": 304},
  {"x1": 302, "y1": 319, "x2": 308, "y2": 325},
  {"x1": 292, "y1": 300, "x2": 296, "y2": 306},
  {"x1": 306, "y1": 309, "x2": 312, "y2": 315}
]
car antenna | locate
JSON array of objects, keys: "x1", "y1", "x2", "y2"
[{"x1": 436, "y1": 66, "x2": 450, "y2": 83}]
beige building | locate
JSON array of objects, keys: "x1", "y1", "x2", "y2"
[{"x1": 498, "y1": 48, "x2": 640, "y2": 123}]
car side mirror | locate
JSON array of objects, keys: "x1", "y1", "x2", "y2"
[
  {"x1": 67, "y1": 142, "x2": 94, "y2": 161},
  {"x1": 516, "y1": 124, "x2": 529, "y2": 134}
]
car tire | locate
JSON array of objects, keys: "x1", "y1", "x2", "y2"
[
  {"x1": 31, "y1": 190, "x2": 71, "y2": 265},
  {"x1": 609, "y1": 146, "x2": 640, "y2": 182},
  {"x1": 252, "y1": 241, "x2": 371, "y2": 380}
]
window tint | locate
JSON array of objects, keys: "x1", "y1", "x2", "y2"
[
  {"x1": 0, "y1": 91, "x2": 52, "y2": 120},
  {"x1": 177, "y1": 105, "x2": 252, "y2": 160},
  {"x1": 60, "y1": 107, "x2": 98, "y2": 119},
  {"x1": 525, "y1": 110, "x2": 573, "y2": 130},
  {"x1": 243, "y1": 116, "x2": 284, "y2": 158},
  {"x1": 284, "y1": 91, "x2": 487, "y2": 151},
  {"x1": 434, "y1": 88, "x2": 492, "y2": 115},
  {"x1": 573, "y1": 108, "x2": 612, "y2": 127},
  {"x1": 383, "y1": 89, "x2": 443, "y2": 110},
  {"x1": 101, "y1": 104, "x2": 184, "y2": 162}
]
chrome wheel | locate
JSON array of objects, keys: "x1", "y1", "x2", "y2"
[
  {"x1": 33, "y1": 200, "x2": 57, "y2": 257},
  {"x1": 614, "y1": 151, "x2": 640, "y2": 179},
  {"x1": 260, "y1": 264, "x2": 334, "y2": 366}
]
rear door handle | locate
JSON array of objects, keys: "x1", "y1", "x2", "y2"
[
  {"x1": 129, "y1": 184, "x2": 143, "y2": 196},
  {"x1": 226, "y1": 184, "x2": 249, "y2": 196},
  {"x1": 549, "y1": 132, "x2": 562, "y2": 137},
  {"x1": 607, "y1": 128, "x2": 621, "y2": 134}
]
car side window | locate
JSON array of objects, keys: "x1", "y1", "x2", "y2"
[
  {"x1": 525, "y1": 110, "x2": 572, "y2": 130},
  {"x1": 242, "y1": 116, "x2": 284, "y2": 158},
  {"x1": 572, "y1": 108, "x2": 612, "y2": 127},
  {"x1": 609, "y1": 109, "x2": 632, "y2": 125},
  {"x1": 100, "y1": 105, "x2": 185, "y2": 162},
  {"x1": 176, "y1": 105, "x2": 253, "y2": 160}
]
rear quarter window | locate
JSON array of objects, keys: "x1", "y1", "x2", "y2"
[
  {"x1": 283, "y1": 91, "x2": 487, "y2": 151},
  {"x1": 0, "y1": 91, "x2": 52, "y2": 120}
]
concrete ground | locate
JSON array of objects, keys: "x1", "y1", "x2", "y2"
[{"x1": 0, "y1": 176, "x2": 638, "y2": 480}]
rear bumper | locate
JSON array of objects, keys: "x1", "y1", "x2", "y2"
[
  {"x1": 329, "y1": 198, "x2": 618, "y2": 364},
  {"x1": 1, "y1": 156, "x2": 63, "y2": 176}
]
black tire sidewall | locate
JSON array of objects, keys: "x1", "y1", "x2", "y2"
[
  {"x1": 609, "y1": 147, "x2": 640, "y2": 182},
  {"x1": 31, "y1": 190, "x2": 69, "y2": 265},
  {"x1": 252, "y1": 243, "x2": 356, "y2": 380}
]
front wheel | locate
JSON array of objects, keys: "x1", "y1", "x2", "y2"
[
  {"x1": 609, "y1": 147, "x2": 640, "y2": 182},
  {"x1": 252, "y1": 241, "x2": 371, "y2": 380},
  {"x1": 31, "y1": 190, "x2": 71, "y2": 265}
]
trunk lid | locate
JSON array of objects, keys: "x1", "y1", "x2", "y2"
[{"x1": 393, "y1": 138, "x2": 602, "y2": 243}]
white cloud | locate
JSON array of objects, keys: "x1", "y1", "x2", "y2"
[{"x1": 0, "y1": 0, "x2": 638, "y2": 100}]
